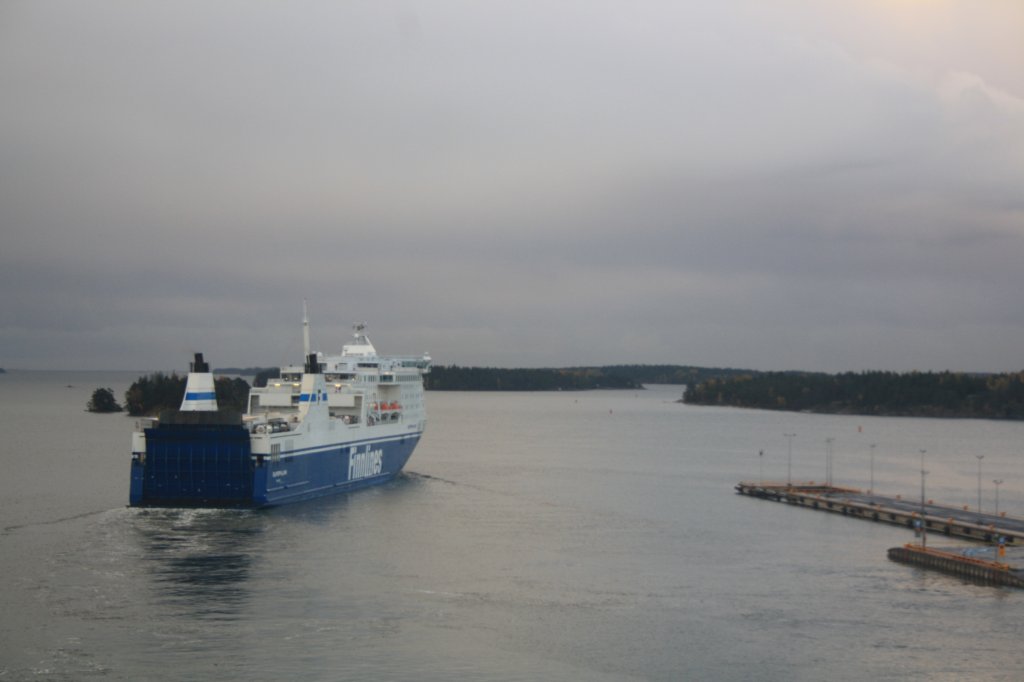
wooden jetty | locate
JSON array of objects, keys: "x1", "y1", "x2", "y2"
[{"x1": 735, "y1": 482, "x2": 1024, "y2": 546}]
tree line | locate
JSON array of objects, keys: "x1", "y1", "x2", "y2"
[
  {"x1": 89, "y1": 364, "x2": 1024, "y2": 421},
  {"x1": 683, "y1": 370, "x2": 1024, "y2": 419},
  {"x1": 109, "y1": 373, "x2": 251, "y2": 416},
  {"x1": 424, "y1": 365, "x2": 638, "y2": 391},
  {"x1": 423, "y1": 364, "x2": 751, "y2": 391}
]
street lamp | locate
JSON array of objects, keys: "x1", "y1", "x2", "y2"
[
  {"x1": 825, "y1": 437, "x2": 835, "y2": 488},
  {"x1": 784, "y1": 433, "x2": 796, "y2": 487},
  {"x1": 869, "y1": 443, "x2": 877, "y2": 495},
  {"x1": 994, "y1": 479, "x2": 1004, "y2": 518},
  {"x1": 919, "y1": 449, "x2": 928, "y2": 548},
  {"x1": 976, "y1": 455, "x2": 984, "y2": 520}
]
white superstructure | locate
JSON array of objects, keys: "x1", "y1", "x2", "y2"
[{"x1": 244, "y1": 325, "x2": 431, "y2": 457}]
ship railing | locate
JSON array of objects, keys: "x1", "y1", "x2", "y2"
[
  {"x1": 250, "y1": 418, "x2": 294, "y2": 434},
  {"x1": 391, "y1": 356, "x2": 432, "y2": 369}
]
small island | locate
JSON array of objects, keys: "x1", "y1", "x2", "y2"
[{"x1": 86, "y1": 387, "x2": 123, "y2": 413}]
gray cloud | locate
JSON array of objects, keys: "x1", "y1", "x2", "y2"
[{"x1": 2, "y1": 1, "x2": 1022, "y2": 371}]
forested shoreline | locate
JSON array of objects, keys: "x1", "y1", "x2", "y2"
[
  {"x1": 95, "y1": 364, "x2": 1024, "y2": 421},
  {"x1": 423, "y1": 364, "x2": 750, "y2": 391},
  {"x1": 683, "y1": 370, "x2": 1024, "y2": 420}
]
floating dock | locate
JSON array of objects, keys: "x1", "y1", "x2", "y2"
[
  {"x1": 735, "y1": 482, "x2": 1024, "y2": 545},
  {"x1": 888, "y1": 544, "x2": 1024, "y2": 587}
]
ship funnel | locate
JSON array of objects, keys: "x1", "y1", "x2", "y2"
[
  {"x1": 191, "y1": 352, "x2": 209, "y2": 373},
  {"x1": 180, "y1": 352, "x2": 218, "y2": 412},
  {"x1": 298, "y1": 355, "x2": 327, "y2": 420},
  {"x1": 304, "y1": 353, "x2": 320, "y2": 374}
]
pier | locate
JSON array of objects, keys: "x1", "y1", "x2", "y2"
[
  {"x1": 735, "y1": 482, "x2": 1024, "y2": 544},
  {"x1": 736, "y1": 482, "x2": 1024, "y2": 586}
]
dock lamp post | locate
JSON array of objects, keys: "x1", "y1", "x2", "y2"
[
  {"x1": 919, "y1": 449, "x2": 928, "y2": 548},
  {"x1": 784, "y1": 433, "x2": 796, "y2": 487},
  {"x1": 976, "y1": 455, "x2": 984, "y2": 521},
  {"x1": 825, "y1": 437, "x2": 835, "y2": 487},
  {"x1": 869, "y1": 443, "x2": 877, "y2": 496},
  {"x1": 994, "y1": 479, "x2": 1004, "y2": 518}
]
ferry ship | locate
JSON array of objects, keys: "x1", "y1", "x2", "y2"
[{"x1": 129, "y1": 317, "x2": 430, "y2": 507}]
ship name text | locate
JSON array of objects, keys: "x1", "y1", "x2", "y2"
[{"x1": 349, "y1": 448, "x2": 383, "y2": 481}]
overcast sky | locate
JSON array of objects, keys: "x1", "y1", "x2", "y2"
[{"x1": 2, "y1": 1, "x2": 1022, "y2": 372}]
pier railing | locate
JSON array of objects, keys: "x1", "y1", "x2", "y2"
[{"x1": 735, "y1": 482, "x2": 1024, "y2": 545}]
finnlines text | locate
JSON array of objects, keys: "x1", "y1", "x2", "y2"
[{"x1": 349, "y1": 448, "x2": 383, "y2": 480}]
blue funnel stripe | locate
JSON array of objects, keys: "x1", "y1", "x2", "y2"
[{"x1": 185, "y1": 391, "x2": 217, "y2": 401}]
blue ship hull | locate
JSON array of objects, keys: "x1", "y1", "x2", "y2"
[{"x1": 129, "y1": 423, "x2": 421, "y2": 508}]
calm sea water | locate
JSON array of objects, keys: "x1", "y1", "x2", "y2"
[{"x1": 2, "y1": 371, "x2": 1024, "y2": 681}]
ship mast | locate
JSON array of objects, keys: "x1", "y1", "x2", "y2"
[
  {"x1": 302, "y1": 299, "x2": 320, "y2": 374},
  {"x1": 302, "y1": 299, "x2": 311, "y2": 358}
]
